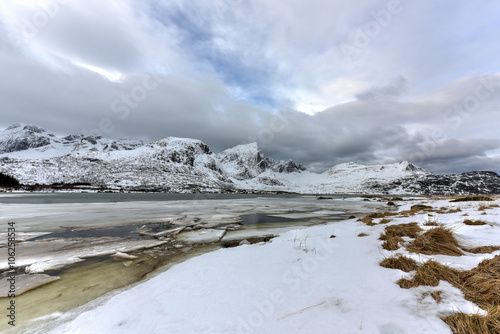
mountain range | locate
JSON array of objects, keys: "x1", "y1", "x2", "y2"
[{"x1": 1, "y1": 123, "x2": 499, "y2": 195}]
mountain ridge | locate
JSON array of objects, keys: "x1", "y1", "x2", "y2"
[{"x1": 1, "y1": 123, "x2": 499, "y2": 195}]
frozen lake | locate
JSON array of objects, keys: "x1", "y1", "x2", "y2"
[{"x1": 0, "y1": 192, "x2": 388, "y2": 331}]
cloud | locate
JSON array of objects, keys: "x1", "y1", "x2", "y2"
[
  {"x1": 355, "y1": 76, "x2": 409, "y2": 101},
  {"x1": 0, "y1": 0, "x2": 499, "y2": 175}
]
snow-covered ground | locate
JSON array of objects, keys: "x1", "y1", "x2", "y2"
[{"x1": 20, "y1": 197, "x2": 500, "y2": 334}]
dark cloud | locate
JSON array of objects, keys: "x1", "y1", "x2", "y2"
[{"x1": 0, "y1": 0, "x2": 499, "y2": 175}]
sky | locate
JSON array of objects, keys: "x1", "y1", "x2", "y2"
[{"x1": 0, "y1": 0, "x2": 499, "y2": 174}]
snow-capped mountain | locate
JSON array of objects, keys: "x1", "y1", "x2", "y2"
[
  {"x1": 232, "y1": 160, "x2": 433, "y2": 194},
  {"x1": 216, "y1": 143, "x2": 306, "y2": 180},
  {"x1": 0, "y1": 123, "x2": 143, "y2": 159},
  {"x1": 1, "y1": 123, "x2": 500, "y2": 195}
]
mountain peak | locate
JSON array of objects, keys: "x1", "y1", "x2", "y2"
[
  {"x1": 6, "y1": 123, "x2": 47, "y2": 133},
  {"x1": 220, "y1": 142, "x2": 259, "y2": 155}
]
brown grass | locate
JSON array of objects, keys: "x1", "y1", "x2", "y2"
[
  {"x1": 422, "y1": 291, "x2": 443, "y2": 303},
  {"x1": 424, "y1": 221, "x2": 439, "y2": 226},
  {"x1": 451, "y1": 196, "x2": 494, "y2": 202},
  {"x1": 463, "y1": 246, "x2": 500, "y2": 254},
  {"x1": 368, "y1": 212, "x2": 385, "y2": 219},
  {"x1": 397, "y1": 260, "x2": 461, "y2": 289},
  {"x1": 442, "y1": 308, "x2": 500, "y2": 334},
  {"x1": 380, "y1": 255, "x2": 418, "y2": 272},
  {"x1": 357, "y1": 233, "x2": 369, "y2": 237},
  {"x1": 463, "y1": 219, "x2": 488, "y2": 226},
  {"x1": 381, "y1": 238, "x2": 403, "y2": 250},
  {"x1": 359, "y1": 211, "x2": 398, "y2": 226},
  {"x1": 430, "y1": 291, "x2": 442, "y2": 303},
  {"x1": 410, "y1": 204, "x2": 433, "y2": 211},
  {"x1": 381, "y1": 223, "x2": 422, "y2": 239},
  {"x1": 460, "y1": 256, "x2": 500, "y2": 308},
  {"x1": 379, "y1": 218, "x2": 393, "y2": 224},
  {"x1": 379, "y1": 223, "x2": 422, "y2": 251},
  {"x1": 407, "y1": 227, "x2": 464, "y2": 256},
  {"x1": 397, "y1": 256, "x2": 500, "y2": 307},
  {"x1": 358, "y1": 216, "x2": 375, "y2": 226},
  {"x1": 442, "y1": 257, "x2": 500, "y2": 333}
]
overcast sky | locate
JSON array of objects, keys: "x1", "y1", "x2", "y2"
[{"x1": 1, "y1": 0, "x2": 499, "y2": 174}]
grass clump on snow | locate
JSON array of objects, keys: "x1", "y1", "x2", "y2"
[
  {"x1": 358, "y1": 216, "x2": 375, "y2": 226},
  {"x1": 410, "y1": 204, "x2": 433, "y2": 211},
  {"x1": 442, "y1": 309, "x2": 500, "y2": 334},
  {"x1": 407, "y1": 227, "x2": 463, "y2": 256},
  {"x1": 442, "y1": 256, "x2": 500, "y2": 333},
  {"x1": 450, "y1": 196, "x2": 494, "y2": 202},
  {"x1": 460, "y1": 255, "x2": 500, "y2": 309},
  {"x1": 463, "y1": 219, "x2": 488, "y2": 226},
  {"x1": 359, "y1": 212, "x2": 398, "y2": 226},
  {"x1": 393, "y1": 255, "x2": 500, "y2": 333},
  {"x1": 379, "y1": 223, "x2": 422, "y2": 251},
  {"x1": 463, "y1": 246, "x2": 500, "y2": 254},
  {"x1": 397, "y1": 260, "x2": 461, "y2": 289},
  {"x1": 380, "y1": 255, "x2": 418, "y2": 272}
]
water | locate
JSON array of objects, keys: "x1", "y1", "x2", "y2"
[
  {"x1": 0, "y1": 192, "x2": 306, "y2": 204},
  {"x1": 32, "y1": 224, "x2": 144, "y2": 240}
]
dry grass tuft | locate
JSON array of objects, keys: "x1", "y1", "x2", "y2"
[
  {"x1": 397, "y1": 260, "x2": 461, "y2": 289},
  {"x1": 357, "y1": 233, "x2": 369, "y2": 237},
  {"x1": 379, "y1": 218, "x2": 393, "y2": 224},
  {"x1": 407, "y1": 227, "x2": 463, "y2": 256},
  {"x1": 424, "y1": 221, "x2": 440, "y2": 227},
  {"x1": 410, "y1": 204, "x2": 434, "y2": 211},
  {"x1": 368, "y1": 212, "x2": 386, "y2": 219},
  {"x1": 460, "y1": 255, "x2": 500, "y2": 308},
  {"x1": 380, "y1": 255, "x2": 418, "y2": 272},
  {"x1": 451, "y1": 196, "x2": 494, "y2": 202},
  {"x1": 379, "y1": 223, "x2": 423, "y2": 251},
  {"x1": 381, "y1": 223, "x2": 422, "y2": 239},
  {"x1": 442, "y1": 307, "x2": 500, "y2": 334},
  {"x1": 430, "y1": 291, "x2": 442, "y2": 303},
  {"x1": 463, "y1": 219, "x2": 488, "y2": 226},
  {"x1": 442, "y1": 257, "x2": 500, "y2": 333},
  {"x1": 381, "y1": 238, "x2": 403, "y2": 250},
  {"x1": 464, "y1": 246, "x2": 500, "y2": 254},
  {"x1": 422, "y1": 291, "x2": 443, "y2": 303},
  {"x1": 358, "y1": 216, "x2": 375, "y2": 226}
]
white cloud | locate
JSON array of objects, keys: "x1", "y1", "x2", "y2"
[{"x1": 0, "y1": 0, "x2": 499, "y2": 174}]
